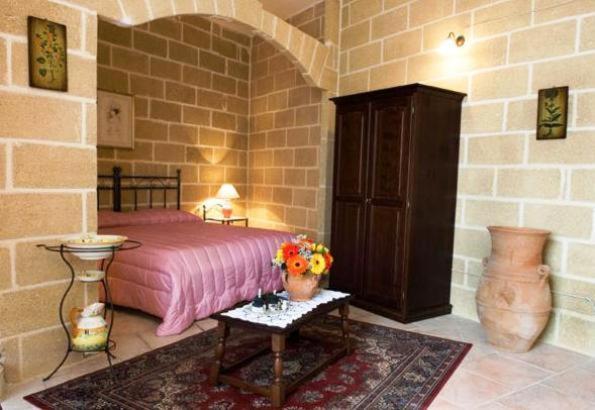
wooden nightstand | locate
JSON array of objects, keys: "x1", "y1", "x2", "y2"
[{"x1": 205, "y1": 216, "x2": 249, "y2": 227}]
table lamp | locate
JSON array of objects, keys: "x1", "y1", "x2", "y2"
[{"x1": 216, "y1": 183, "x2": 239, "y2": 218}]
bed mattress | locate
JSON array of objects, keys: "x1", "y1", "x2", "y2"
[{"x1": 98, "y1": 210, "x2": 293, "y2": 335}]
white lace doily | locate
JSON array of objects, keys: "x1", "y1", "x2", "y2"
[{"x1": 221, "y1": 289, "x2": 350, "y2": 328}]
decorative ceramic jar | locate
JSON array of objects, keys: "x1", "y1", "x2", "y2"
[
  {"x1": 282, "y1": 272, "x2": 320, "y2": 301},
  {"x1": 476, "y1": 226, "x2": 552, "y2": 352},
  {"x1": 69, "y1": 303, "x2": 108, "y2": 352}
]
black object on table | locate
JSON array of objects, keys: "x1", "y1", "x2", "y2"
[{"x1": 36, "y1": 240, "x2": 141, "y2": 381}]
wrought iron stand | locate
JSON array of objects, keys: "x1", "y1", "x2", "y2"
[{"x1": 37, "y1": 240, "x2": 141, "y2": 381}]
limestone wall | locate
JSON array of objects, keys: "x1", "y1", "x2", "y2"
[
  {"x1": 247, "y1": 4, "x2": 326, "y2": 237},
  {"x1": 338, "y1": 0, "x2": 595, "y2": 355},
  {"x1": 0, "y1": 0, "x2": 98, "y2": 382},
  {"x1": 97, "y1": 16, "x2": 251, "y2": 213}
]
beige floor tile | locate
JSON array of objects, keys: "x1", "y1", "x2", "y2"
[
  {"x1": 138, "y1": 323, "x2": 203, "y2": 349},
  {"x1": 578, "y1": 358, "x2": 595, "y2": 373},
  {"x1": 438, "y1": 368, "x2": 513, "y2": 407},
  {"x1": 3, "y1": 309, "x2": 591, "y2": 410},
  {"x1": 110, "y1": 333, "x2": 152, "y2": 362},
  {"x1": 3, "y1": 379, "x2": 47, "y2": 409},
  {"x1": 497, "y1": 383, "x2": 595, "y2": 409},
  {"x1": 476, "y1": 402, "x2": 508, "y2": 409},
  {"x1": 195, "y1": 317, "x2": 218, "y2": 330},
  {"x1": 428, "y1": 398, "x2": 463, "y2": 409},
  {"x1": 110, "y1": 308, "x2": 161, "y2": 336},
  {"x1": 500, "y1": 343, "x2": 589, "y2": 373},
  {"x1": 463, "y1": 341, "x2": 500, "y2": 362},
  {"x1": 542, "y1": 367, "x2": 595, "y2": 402},
  {"x1": 463, "y1": 353, "x2": 553, "y2": 387}
]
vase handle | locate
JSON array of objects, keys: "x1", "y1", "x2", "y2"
[{"x1": 537, "y1": 264, "x2": 550, "y2": 287}]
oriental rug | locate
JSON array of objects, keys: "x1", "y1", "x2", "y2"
[{"x1": 25, "y1": 316, "x2": 470, "y2": 409}]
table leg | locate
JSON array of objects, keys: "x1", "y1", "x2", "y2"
[
  {"x1": 271, "y1": 333, "x2": 286, "y2": 407},
  {"x1": 339, "y1": 302, "x2": 351, "y2": 354},
  {"x1": 209, "y1": 322, "x2": 229, "y2": 385}
]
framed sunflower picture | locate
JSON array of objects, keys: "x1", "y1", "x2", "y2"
[
  {"x1": 536, "y1": 86, "x2": 568, "y2": 140},
  {"x1": 27, "y1": 16, "x2": 68, "y2": 91}
]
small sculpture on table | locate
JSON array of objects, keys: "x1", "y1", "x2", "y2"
[{"x1": 251, "y1": 289, "x2": 288, "y2": 313}]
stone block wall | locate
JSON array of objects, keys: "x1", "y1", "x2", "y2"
[
  {"x1": 0, "y1": 0, "x2": 98, "y2": 382},
  {"x1": 97, "y1": 16, "x2": 251, "y2": 213},
  {"x1": 0, "y1": 0, "x2": 336, "y2": 386},
  {"x1": 338, "y1": 0, "x2": 595, "y2": 355},
  {"x1": 247, "y1": 4, "x2": 327, "y2": 238}
]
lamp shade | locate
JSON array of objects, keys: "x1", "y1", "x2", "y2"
[{"x1": 216, "y1": 183, "x2": 240, "y2": 200}]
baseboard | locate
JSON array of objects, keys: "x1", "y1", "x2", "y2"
[{"x1": 350, "y1": 298, "x2": 452, "y2": 323}]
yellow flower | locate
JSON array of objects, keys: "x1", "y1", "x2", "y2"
[
  {"x1": 309, "y1": 253, "x2": 326, "y2": 275},
  {"x1": 315, "y1": 244, "x2": 325, "y2": 253},
  {"x1": 275, "y1": 249, "x2": 284, "y2": 263}
]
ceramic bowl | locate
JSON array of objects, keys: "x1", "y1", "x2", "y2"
[{"x1": 65, "y1": 235, "x2": 127, "y2": 260}]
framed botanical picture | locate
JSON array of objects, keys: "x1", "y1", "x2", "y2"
[
  {"x1": 27, "y1": 16, "x2": 68, "y2": 91},
  {"x1": 536, "y1": 86, "x2": 568, "y2": 140},
  {"x1": 98, "y1": 90, "x2": 135, "y2": 149}
]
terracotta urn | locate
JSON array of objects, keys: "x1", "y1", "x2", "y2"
[
  {"x1": 476, "y1": 226, "x2": 552, "y2": 352},
  {"x1": 282, "y1": 271, "x2": 320, "y2": 301}
]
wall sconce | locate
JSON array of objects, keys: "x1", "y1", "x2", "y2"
[
  {"x1": 449, "y1": 32, "x2": 466, "y2": 47},
  {"x1": 441, "y1": 32, "x2": 466, "y2": 54}
]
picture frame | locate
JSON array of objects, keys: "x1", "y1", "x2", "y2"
[
  {"x1": 97, "y1": 90, "x2": 135, "y2": 149},
  {"x1": 536, "y1": 86, "x2": 569, "y2": 140},
  {"x1": 27, "y1": 16, "x2": 68, "y2": 92}
]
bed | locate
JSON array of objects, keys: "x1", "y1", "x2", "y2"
[{"x1": 97, "y1": 167, "x2": 293, "y2": 336}]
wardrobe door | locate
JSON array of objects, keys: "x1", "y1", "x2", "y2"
[
  {"x1": 330, "y1": 102, "x2": 369, "y2": 295},
  {"x1": 361, "y1": 97, "x2": 411, "y2": 309}
]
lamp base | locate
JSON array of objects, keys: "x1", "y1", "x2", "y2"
[{"x1": 222, "y1": 208, "x2": 233, "y2": 218}]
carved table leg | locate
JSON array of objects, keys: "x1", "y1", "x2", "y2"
[
  {"x1": 209, "y1": 321, "x2": 229, "y2": 385},
  {"x1": 271, "y1": 333, "x2": 286, "y2": 407},
  {"x1": 339, "y1": 302, "x2": 351, "y2": 354}
]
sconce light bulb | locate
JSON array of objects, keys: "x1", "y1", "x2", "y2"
[{"x1": 441, "y1": 32, "x2": 465, "y2": 55}]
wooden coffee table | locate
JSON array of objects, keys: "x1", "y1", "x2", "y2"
[{"x1": 209, "y1": 294, "x2": 352, "y2": 407}]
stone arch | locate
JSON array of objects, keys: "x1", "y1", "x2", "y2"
[{"x1": 95, "y1": 0, "x2": 331, "y2": 89}]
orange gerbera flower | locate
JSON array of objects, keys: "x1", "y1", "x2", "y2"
[
  {"x1": 324, "y1": 253, "x2": 333, "y2": 270},
  {"x1": 286, "y1": 255, "x2": 308, "y2": 276},
  {"x1": 283, "y1": 244, "x2": 300, "y2": 260}
]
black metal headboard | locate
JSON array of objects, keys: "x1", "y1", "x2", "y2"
[{"x1": 97, "y1": 167, "x2": 181, "y2": 212}]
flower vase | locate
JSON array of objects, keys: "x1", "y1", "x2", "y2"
[
  {"x1": 476, "y1": 226, "x2": 552, "y2": 352},
  {"x1": 282, "y1": 271, "x2": 320, "y2": 301}
]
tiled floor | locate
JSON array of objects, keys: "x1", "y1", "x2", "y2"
[{"x1": 2, "y1": 307, "x2": 593, "y2": 409}]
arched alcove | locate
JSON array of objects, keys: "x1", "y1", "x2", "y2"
[{"x1": 95, "y1": 0, "x2": 332, "y2": 89}]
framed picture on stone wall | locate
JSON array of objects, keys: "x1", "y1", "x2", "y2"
[
  {"x1": 98, "y1": 90, "x2": 135, "y2": 148},
  {"x1": 536, "y1": 86, "x2": 568, "y2": 140},
  {"x1": 27, "y1": 16, "x2": 68, "y2": 91}
]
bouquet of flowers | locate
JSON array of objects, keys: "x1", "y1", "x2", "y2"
[{"x1": 272, "y1": 235, "x2": 333, "y2": 277}]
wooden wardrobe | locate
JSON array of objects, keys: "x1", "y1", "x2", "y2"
[{"x1": 329, "y1": 84, "x2": 466, "y2": 323}]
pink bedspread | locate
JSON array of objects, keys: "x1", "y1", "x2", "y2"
[{"x1": 99, "y1": 210, "x2": 293, "y2": 336}]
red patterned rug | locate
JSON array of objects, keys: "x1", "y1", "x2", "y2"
[{"x1": 25, "y1": 316, "x2": 470, "y2": 409}]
